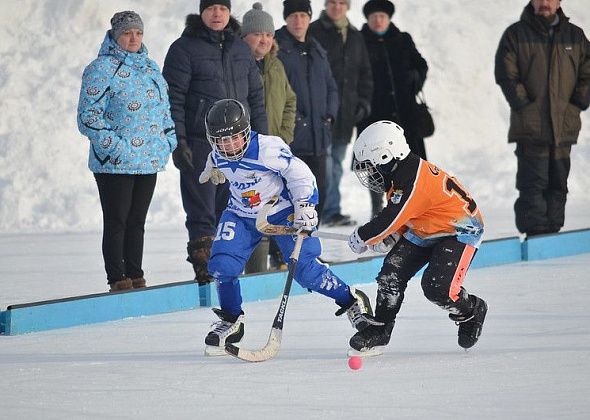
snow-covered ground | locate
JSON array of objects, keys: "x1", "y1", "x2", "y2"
[{"x1": 0, "y1": 0, "x2": 588, "y2": 234}]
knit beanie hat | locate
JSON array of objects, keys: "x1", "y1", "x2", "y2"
[
  {"x1": 200, "y1": 0, "x2": 231, "y2": 14},
  {"x1": 110, "y1": 11, "x2": 144, "y2": 41},
  {"x1": 325, "y1": 0, "x2": 350, "y2": 6},
  {"x1": 242, "y1": 3, "x2": 275, "y2": 35},
  {"x1": 283, "y1": 0, "x2": 313, "y2": 20},
  {"x1": 362, "y1": 0, "x2": 395, "y2": 19}
]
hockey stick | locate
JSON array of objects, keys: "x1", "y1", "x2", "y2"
[
  {"x1": 255, "y1": 196, "x2": 349, "y2": 241},
  {"x1": 225, "y1": 233, "x2": 305, "y2": 362}
]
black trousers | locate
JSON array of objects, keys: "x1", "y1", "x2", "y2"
[
  {"x1": 297, "y1": 154, "x2": 328, "y2": 221},
  {"x1": 181, "y1": 140, "x2": 230, "y2": 240},
  {"x1": 374, "y1": 237, "x2": 477, "y2": 324},
  {"x1": 514, "y1": 144, "x2": 571, "y2": 235},
  {"x1": 94, "y1": 173, "x2": 157, "y2": 283}
]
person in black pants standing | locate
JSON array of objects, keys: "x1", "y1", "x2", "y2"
[
  {"x1": 276, "y1": 0, "x2": 339, "y2": 221},
  {"x1": 495, "y1": 0, "x2": 590, "y2": 237},
  {"x1": 309, "y1": 0, "x2": 373, "y2": 227},
  {"x1": 163, "y1": 1, "x2": 267, "y2": 283},
  {"x1": 78, "y1": 11, "x2": 177, "y2": 291},
  {"x1": 358, "y1": 0, "x2": 428, "y2": 219}
]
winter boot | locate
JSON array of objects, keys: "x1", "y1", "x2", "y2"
[
  {"x1": 204, "y1": 308, "x2": 245, "y2": 356},
  {"x1": 109, "y1": 278, "x2": 133, "y2": 292},
  {"x1": 349, "y1": 322, "x2": 394, "y2": 353},
  {"x1": 130, "y1": 277, "x2": 146, "y2": 289},
  {"x1": 335, "y1": 287, "x2": 382, "y2": 331},
  {"x1": 187, "y1": 236, "x2": 214, "y2": 285},
  {"x1": 449, "y1": 295, "x2": 488, "y2": 349}
]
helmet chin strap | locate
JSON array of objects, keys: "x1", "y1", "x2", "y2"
[{"x1": 376, "y1": 159, "x2": 399, "y2": 192}]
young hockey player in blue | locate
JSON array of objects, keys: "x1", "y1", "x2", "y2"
[{"x1": 199, "y1": 99, "x2": 376, "y2": 355}]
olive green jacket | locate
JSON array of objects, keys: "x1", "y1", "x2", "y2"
[
  {"x1": 263, "y1": 41, "x2": 297, "y2": 144},
  {"x1": 494, "y1": 4, "x2": 590, "y2": 146}
]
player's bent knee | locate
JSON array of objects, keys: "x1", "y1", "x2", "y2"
[
  {"x1": 421, "y1": 279, "x2": 452, "y2": 305},
  {"x1": 208, "y1": 253, "x2": 243, "y2": 279},
  {"x1": 293, "y1": 259, "x2": 324, "y2": 290}
]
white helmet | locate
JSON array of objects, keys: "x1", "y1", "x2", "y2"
[{"x1": 353, "y1": 121, "x2": 410, "y2": 193}]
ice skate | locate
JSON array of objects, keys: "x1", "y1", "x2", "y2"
[
  {"x1": 204, "y1": 308, "x2": 244, "y2": 356},
  {"x1": 449, "y1": 296, "x2": 487, "y2": 349},
  {"x1": 335, "y1": 287, "x2": 383, "y2": 331},
  {"x1": 348, "y1": 322, "x2": 394, "y2": 355}
]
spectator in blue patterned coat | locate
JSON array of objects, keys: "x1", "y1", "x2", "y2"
[{"x1": 77, "y1": 11, "x2": 177, "y2": 292}]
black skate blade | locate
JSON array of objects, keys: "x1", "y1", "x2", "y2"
[{"x1": 347, "y1": 346, "x2": 384, "y2": 358}]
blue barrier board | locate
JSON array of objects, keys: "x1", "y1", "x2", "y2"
[{"x1": 1, "y1": 229, "x2": 588, "y2": 335}]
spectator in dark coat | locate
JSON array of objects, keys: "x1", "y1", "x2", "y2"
[
  {"x1": 358, "y1": 0, "x2": 428, "y2": 218},
  {"x1": 276, "y1": 0, "x2": 339, "y2": 219},
  {"x1": 495, "y1": 0, "x2": 590, "y2": 237},
  {"x1": 309, "y1": 0, "x2": 373, "y2": 227},
  {"x1": 162, "y1": 0, "x2": 268, "y2": 284}
]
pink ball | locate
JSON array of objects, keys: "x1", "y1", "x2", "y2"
[{"x1": 348, "y1": 356, "x2": 363, "y2": 370}]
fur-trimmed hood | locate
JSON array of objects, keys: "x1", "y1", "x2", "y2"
[{"x1": 182, "y1": 14, "x2": 241, "y2": 38}]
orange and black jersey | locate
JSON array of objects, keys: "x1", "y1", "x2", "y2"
[{"x1": 358, "y1": 153, "x2": 485, "y2": 248}]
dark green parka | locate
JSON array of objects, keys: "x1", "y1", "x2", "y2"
[
  {"x1": 495, "y1": 4, "x2": 590, "y2": 146},
  {"x1": 263, "y1": 41, "x2": 297, "y2": 144}
]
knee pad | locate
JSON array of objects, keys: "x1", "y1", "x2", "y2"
[{"x1": 421, "y1": 275, "x2": 453, "y2": 306}]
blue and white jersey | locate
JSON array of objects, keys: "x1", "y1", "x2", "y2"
[{"x1": 212, "y1": 132, "x2": 319, "y2": 218}]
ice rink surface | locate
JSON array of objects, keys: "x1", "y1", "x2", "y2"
[{"x1": 1, "y1": 253, "x2": 589, "y2": 419}]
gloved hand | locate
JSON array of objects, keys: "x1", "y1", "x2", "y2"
[
  {"x1": 198, "y1": 152, "x2": 226, "y2": 185},
  {"x1": 293, "y1": 202, "x2": 318, "y2": 232},
  {"x1": 348, "y1": 228, "x2": 368, "y2": 254},
  {"x1": 172, "y1": 137, "x2": 194, "y2": 172},
  {"x1": 369, "y1": 233, "x2": 400, "y2": 254}
]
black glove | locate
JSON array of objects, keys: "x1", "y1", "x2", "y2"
[{"x1": 172, "y1": 137, "x2": 194, "y2": 172}]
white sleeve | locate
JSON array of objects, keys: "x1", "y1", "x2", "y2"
[{"x1": 259, "y1": 135, "x2": 318, "y2": 204}]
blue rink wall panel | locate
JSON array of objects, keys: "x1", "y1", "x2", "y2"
[
  {"x1": 1, "y1": 282, "x2": 201, "y2": 335},
  {"x1": 1, "y1": 229, "x2": 589, "y2": 335}
]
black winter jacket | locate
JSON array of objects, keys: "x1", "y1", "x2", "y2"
[
  {"x1": 162, "y1": 15, "x2": 267, "y2": 144},
  {"x1": 357, "y1": 23, "x2": 428, "y2": 139},
  {"x1": 276, "y1": 27, "x2": 339, "y2": 157},
  {"x1": 309, "y1": 12, "x2": 373, "y2": 144}
]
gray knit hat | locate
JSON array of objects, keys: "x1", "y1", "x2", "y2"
[
  {"x1": 110, "y1": 11, "x2": 144, "y2": 41},
  {"x1": 242, "y1": 2, "x2": 275, "y2": 36},
  {"x1": 325, "y1": 0, "x2": 350, "y2": 6}
]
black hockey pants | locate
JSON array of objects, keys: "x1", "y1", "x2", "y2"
[{"x1": 374, "y1": 237, "x2": 477, "y2": 324}]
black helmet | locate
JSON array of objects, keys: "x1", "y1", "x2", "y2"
[{"x1": 205, "y1": 99, "x2": 251, "y2": 160}]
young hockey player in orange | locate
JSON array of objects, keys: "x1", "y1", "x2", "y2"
[{"x1": 347, "y1": 120, "x2": 488, "y2": 355}]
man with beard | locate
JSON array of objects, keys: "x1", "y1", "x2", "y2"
[{"x1": 495, "y1": 0, "x2": 590, "y2": 238}]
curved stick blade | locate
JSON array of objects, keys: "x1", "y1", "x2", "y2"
[{"x1": 225, "y1": 328, "x2": 282, "y2": 362}]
